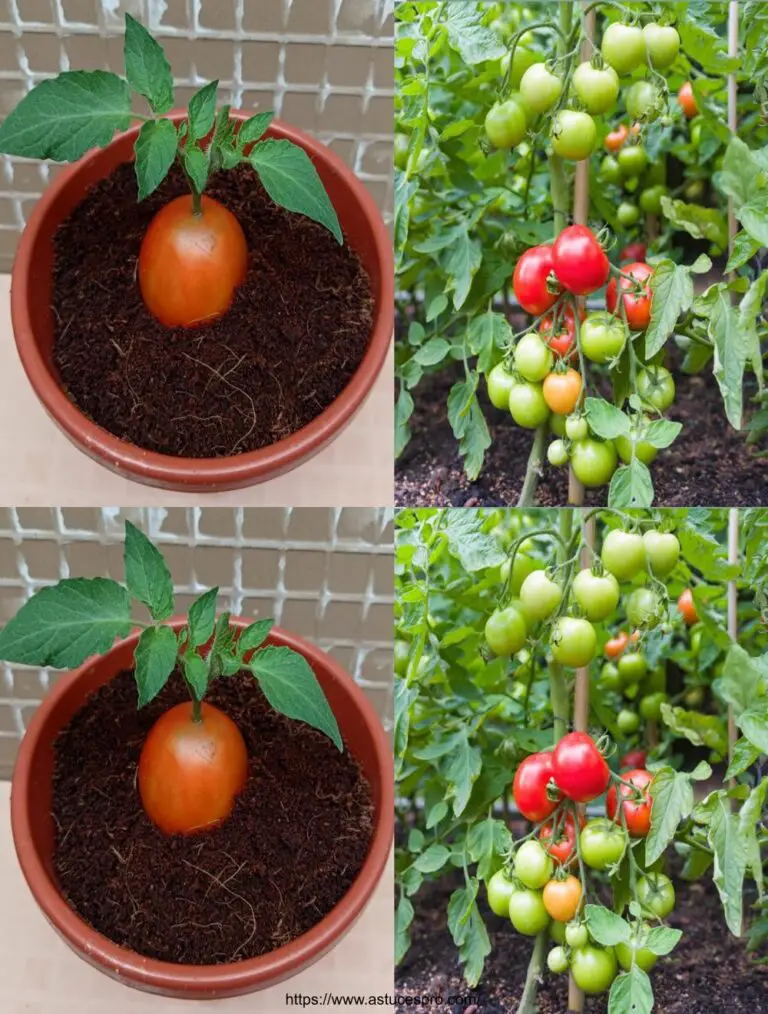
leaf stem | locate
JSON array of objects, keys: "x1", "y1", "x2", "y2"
[{"x1": 191, "y1": 697, "x2": 202, "y2": 723}]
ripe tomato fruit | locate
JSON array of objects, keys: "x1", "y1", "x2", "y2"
[
  {"x1": 572, "y1": 61, "x2": 620, "y2": 114},
  {"x1": 514, "y1": 840, "x2": 555, "y2": 890},
  {"x1": 513, "y1": 245, "x2": 560, "y2": 315},
  {"x1": 601, "y1": 24, "x2": 645, "y2": 76},
  {"x1": 520, "y1": 63, "x2": 563, "y2": 113},
  {"x1": 636, "y1": 873, "x2": 675, "y2": 918},
  {"x1": 550, "y1": 110, "x2": 597, "y2": 161},
  {"x1": 515, "y1": 333, "x2": 554, "y2": 382},
  {"x1": 620, "y1": 749, "x2": 647, "y2": 770},
  {"x1": 643, "y1": 530, "x2": 680, "y2": 576},
  {"x1": 601, "y1": 530, "x2": 645, "y2": 581},
  {"x1": 573, "y1": 568, "x2": 620, "y2": 621},
  {"x1": 678, "y1": 81, "x2": 699, "y2": 119},
  {"x1": 539, "y1": 811, "x2": 584, "y2": 865},
  {"x1": 604, "y1": 631, "x2": 629, "y2": 660},
  {"x1": 552, "y1": 225, "x2": 610, "y2": 295},
  {"x1": 566, "y1": 922, "x2": 589, "y2": 948},
  {"x1": 636, "y1": 366, "x2": 675, "y2": 411},
  {"x1": 543, "y1": 875, "x2": 582, "y2": 922},
  {"x1": 485, "y1": 603, "x2": 528, "y2": 655},
  {"x1": 486, "y1": 362, "x2": 517, "y2": 410},
  {"x1": 626, "y1": 80, "x2": 661, "y2": 123},
  {"x1": 617, "y1": 144, "x2": 648, "y2": 176},
  {"x1": 543, "y1": 369, "x2": 582, "y2": 415},
  {"x1": 509, "y1": 888, "x2": 550, "y2": 935},
  {"x1": 604, "y1": 124, "x2": 629, "y2": 152},
  {"x1": 678, "y1": 588, "x2": 698, "y2": 625},
  {"x1": 580, "y1": 311, "x2": 626, "y2": 363},
  {"x1": 513, "y1": 751, "x2": 562, "y2": 822},
  {"x1": 606, "y1": 767, "x2": 653, "y2": 837},
  {"x1": 626, "y1": 586, "x2": 662, "y2": 629},
  {"x1": 607, "y1": 261, "x2": 654, "y2": 330},
  {"x1": 547, "y1": 945, "x2": 569, "y2": 974},
  {"x1": 616, "y1": 939, "x2": 658, "y2": 973},
  {"x1": 570, "y1": 945, "x2": 618, "y2": 994},
  {"x1": 485, "y1": 99, "x2": 528, "y2": 149},
  {"x1": 486, "y1": 868, "x2": 517, "y2": 917},
  {"x1": 509, "y1": 380, "x2": 551, "y2": 428},
  {"x1": 138, "y1": 701, "x2": 248, "y2": 835},
  {"x1": 642, "y1": 23, "x2": 680, "y2": 69},
  {"x1": 580, "y1": 818, "x2": 627, "y2": 870},
  {"x1": 551, "y1": 617, "x2": 597, "y2": 668},
  {"x1": 552, "y1": 731, "x2": 609, "y2": 802},
  {"x1": 520, "y1": 570, "x2": 563, "y2": 620},
  {"x1": 138, "y1": 195, "x2": 248, "y2": 328},
  {"x1": 620, "y1": 241, "x2": 647, "y2": 262},
  {"x1": 570, "y1": 438, "x2": 618, "y2": 488}
]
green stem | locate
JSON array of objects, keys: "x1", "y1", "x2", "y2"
[
  {"x1": 192, "y1": 697, "x2": 202, "y2": 723},
  {"x1": 550, "y1": 510, "x2": 574, "y2": 741},
  {"x1": 517, "y1": 931, "x2": 547, "y2": 1014},
  {"x1": 517, "y1": 425, "x2": 547, "y2": 507}
]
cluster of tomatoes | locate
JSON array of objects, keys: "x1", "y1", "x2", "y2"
[{"x1": 486, "y1": 731, "x2": 675, "y2": 995}]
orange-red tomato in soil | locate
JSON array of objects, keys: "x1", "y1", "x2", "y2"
[
  {"x1": 138, "y1": 194, "x2": 248, "y2": 328},
  {"x1": 678, "y1": 588, "x2": 699, "y2": 625},
  {"x1": 138, "y1": 701, "x2": 249, "y2": 835},
  {"x1": 543, "y1": 368, "x2": 582, "y2": 415},
  {"x1": 678, "y1": 81, "x2": 698, "y2": 119},
  {"x1": 543, "y1": 875, "x2": 582, "y2": 922}
]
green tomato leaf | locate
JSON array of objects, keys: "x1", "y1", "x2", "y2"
[
  {"x1": 467, "y1": 815, "x2": 513, "y2": 881},
  {"x1": 133, "y1": 119, "x2": 178, "y2": 200},
  {"x1": 719, "y1": 643, "x2": 766, "y2": 714},
  {"x1": 443, "y1": 727, "x2": 482, "y2": 816},
  {"x1": 584, "y1": 904, "x2": 631, "y2": 946},
  {"x1": 123, "y1": 13, "x2": 174, "y2": 113},
  {"x1": 737, "y1": 706, "x2": 768, "y2": 753},
  {"x1": 608, "y1": 966, "x2": 653, "y2": 1014},
  {"x1": 395, "y1": 387, "x2": 414, "y2": 458},
  {"x1": 447, "y1": 375, "x2": 491, "y2": 481},
  {"x1": 413, "y1": 338, "x2": 451, "y2": 366},
  {"x1": 645, "y1": 257, "x2": 695, "y2": 359},
  {"x1": 642, "y1": 419, "x2": 682, "y2": 449},
  {"x1": 395, "y1": 896, "x2": 414, "y2": 965},
  {"x1": 608, "y1": 460, "x2": 654, "y2": 509},
  {"x1": 443, "y1": 508, "x2": 505, "y2": 572},
  {"x1": 643, "y1": 926, "x2": 682, "y2": 956},
  {"x1": 187, "y1": 80, "x2": 218, "y2": 142},
  {"x1": 584, "y1": 397, "x2": 631, "y2": 439},
  {"x1": 182, "y1": 652, "x2": 209, "y2": 702},
  {"x1": 661, "y1": 702, "x2": 728, "y2": 754},
  {"x1": 708, "y1": 794, "x2": 747, "y2": 937},
  {"x1": 708, "y1": 288, "x2": 747, "y2": 430},
  {"x1": 183, "y1": 144, "x2": 209, "y2": 195},
  {"x1": 726, "y1": 230, "x2": 761, "y2": 272},
  {"x1": 739, "y1": 777, "x2": 767, "y2": 898},
  {"x1": 237, "y1": 618, "x2": 274, "y2": 654},
  {"x1": 447, "y1": 880, "x2": 490, "y2": 987},
  {"x1": 726, "y1": 737, "x2": 762, "y2": 779},
  {"x1": 123, "y1": 520, "x2": 175, "y2": 620},
  {"x1": 250, "y1": 138, "x2": 342, "y2": 244},
  {"x1": 442, "y1": 232, "x2": 483, "y2": 310},
  {"x1": 468, "y1": 310, "x2": 512, "y2": 374},
  {"x1": 646, "y1": 765, "x2": 699, "y2": 865},
  {"x1": 0, "y1": 70, "x2": 132, "y2": 161},
  {"x1": 443, "y1": 0, "x2": 506, "y2": 64},
  {"x1": 659, "y1": 197, "x2": 728, "y2": 248},
  {"x1": 134, "y1": 624, "x2": 178, "y2": 707},
  {"x1": 0, "y1": 578, "x2": 131, "y2": 668},
  {"x1": 237, "y1": 111, "x2": 274, "y2": 147},
  {"x1": 413, "y1": 843, "x2": 451, "y2": 873},
  {"x1": 250, "y1": 645, "x2": 342, "y2": 750},
  {"x1": 187, "y1": 587, "x2": 219, "y2": 648}
]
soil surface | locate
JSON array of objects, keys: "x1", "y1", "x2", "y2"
[
  {"x1": 396, "y1": 869, "x2": 768, "y2": 1013},
  {"x1": 52, "y1": 162, "x2": 373, "y2": 458},
  {"x1": 395, "y1": 365, "x2": 768, "y2": 508},
  {"x1": 51, "y1": 670, "x2": 373, "y2": 965}
]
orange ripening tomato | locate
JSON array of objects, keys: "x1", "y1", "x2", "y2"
[
  {"x1": 604, "y1": 124, "x2": 629, "y2": 152},
  {"x1": 543, "y1": 368, "x2": 582, "y2": 415},
  {"x1": 543, "y1": 874, "x2": 582, "y2": 922},
  {"x1": 138, "y1": 195, "x2": 248, "y2": 328},
  {"x1": 138, "y1": 701, "x2": 248, "y2": 835},
  {"x1": 604, "y1": 631, "x2": 629, "y2": 659},
  {"x1": 678, "y1": 588, "x2": 698, "y2": 625},
  {"x1": 678, "y1": 81, "x2": 698, "y2": 119}
]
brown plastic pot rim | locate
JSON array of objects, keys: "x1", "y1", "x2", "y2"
[
  {"x1": 11, "y1": 115, "x2": 394, "y2": 488},
  {"x1": 10, "y1": 620, "x2": 394, "y2": 994}
]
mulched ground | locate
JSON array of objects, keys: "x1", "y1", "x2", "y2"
[
  {"x1": 52, "y1": 162, "x2": 373, "y2": 458},
  {"x1": 51, "y1": 669, "x2": 373, "y2": 965},
  {"x1": 395, "y1": 363, "x2": 768, "y2": 507},
  {"x1": 397, "y1": 869, "x2": 768, "y2": 1013}
]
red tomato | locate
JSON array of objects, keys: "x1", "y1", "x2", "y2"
[
  {"x1": 606, "y1": 768, "x2": 653, "y2": 837},
  {"x1": 604, "y1": 124, "x2": 629, "y2": 152},
  {"x1": 139, "y1": 195, "x2": 248, "y2": 328},
  {"x1": 552, "y1": 732, "x2": 610, "y2": 803},
  {"x1": 513, "y1": 751, "x2": 563, "y2": 822},
  {"x1": 539, "y1": 305, "x2": 586, "y2": 360},
  {"x1": 543, "y1": 368, "x2": 582, "y2": 415},
  {"x1": 604, "y1": 632, "x2": 629, "y2": 660},
  {"x1": 539, "y1": 811, "x2": 585, "y2": 865},
  {"x1": 138, "y1": 701, "x2": 248, "y2": 835},
  {"x1": 620, "y1": 749, "x2": 647, "y2": 770},
  {"x1": 552, "y1": 225, "x2": 610, "y2": 295},
  {"x1": 678, "y1": 588, "x2": 699, "y2": 625},
  {"x1": 678, "y1": 81, "x2": 698, "y2": 119},
  {"x1": 619, "y1": 242, "x2": 647, "y2": 263},
  {"x1": 513, "y1": 245, "x2": 562, "y2": 315},
  {"x1": 605, "y1": 261, "x2": 653, "y2": 330}
]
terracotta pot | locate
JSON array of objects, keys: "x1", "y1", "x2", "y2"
[
  {"x1": 11, "y1": 619, "x2": 393, "y2": 999},
  {"x1": 11, "y1": 113, "x2": 393, "y2": 491}
]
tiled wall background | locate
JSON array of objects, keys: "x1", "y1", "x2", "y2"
[
  {"x1": 0, "y1": 0, "x2": 394, "y2": 270},
  {"x1": 0, "y1": 506, "x2": 394, "y2": 778}
]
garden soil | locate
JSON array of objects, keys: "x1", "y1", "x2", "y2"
[{"x1": 51, "y1": 669, "x2": 373, "y2": 965}]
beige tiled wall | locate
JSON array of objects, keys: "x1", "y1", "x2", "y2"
[
  {"x1": 0, "y1": 0, "x2": 394, "y2": 269},
  {"x1": 0, "y1": 506, "x2": 394, "y2": 778}
]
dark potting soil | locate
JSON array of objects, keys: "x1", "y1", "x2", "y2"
[
  {"x1": 51, "y1": 669, "x2": 374, "y2": 965},
  {"x1": 396, "y1": 870, "x2": 768, "y2": 1014},
  {"x1": 51, "y1": 162, "x2": 373, "y2": 458},
  {"x1": 395, "y1": 363, "x2": 768, "y2": 508}
]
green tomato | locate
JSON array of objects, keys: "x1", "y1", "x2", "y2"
[
  {"x1": 514, "y1": 840, "x2": 554, "y2": 889},
  {"x1": 684, "y1": 178, "x2": 706, "y2": 201},
  {"x1": 684, "y1": 685, "x2": 705, "y2": 708},
  {"x1": 601, "y1": 23, "x2": 645, "y2": 76},
  {"x1": 622, "y1": 174, "x2": 640, "y2": 193},
  {"x1": 617, "y1": 201, "x2": 641, "y2": 227},
  {"x1": 570, "y1": 945, "x2": 618, "y2": 994},
  {"x1": 640, "y1": 691, "x2": 668, "y2": 721},
  {"x1": 485, "y1": 99, "x2": 528, "y2": 149},
  {"x1": 599, "y1": 662, "x2": 622, "y2": 691},
  {"x1": 394, "y1": 132, "x2": 409, "y2": 171},
  {"x1": 487, "y1": 362, "x2": 518, "y2": 411},
  {"x1": 509, "y1": 381, "x2": 550, "y2": 428},
  {"x1": 639, "y1": 184, "x2": 668, "y2": 214},
  {"x1": 626, "y1": 80, "x2": 662, "y2": 123},
  {"x1": 486, "y1": 868, "x2": 517, "y2": 917},
  {"x1": 601, "y1": 530, "x2": 645, "y2": 582},
  {"x1": 550, "y1": 110, "x2": 597, "y2": 161},
  {"x1": 580, "y1": 312, "x2": 626, "y2": 364},
  {"x1": 642, "y1": 23, "x2": 681, "y2": 69},
  {"x1": 509, "y1": 888, "x2": 550, "y2": 935},
  {"x1": 548, "y1": 438, "x2": 569, "y2": 467},
  {"x1": 505, "y1": 551, "x2": 544, "y2": 594},
  {"x1": 626, "y1": 586, "x2": 662, "y2": 629},
  {"x1": 600, "y1": 154, "x2": 622, "y2": 185},
  {"x1": 515, "y1": 333, "x2": 554, "y2": 382},
  {"x1": 636, "y1": 367, "x2": 675, "y2": 411},
  {"x1": 637, "y1": 874, "x2": 675, "y2": 918},
  {"x1": 550, "y1": 919, "x2": 567, "y2": 944},
  {"x1": 642, "y1": 158, "x2": 667, "y2": 186},
  {"x1": 618, "y1": 652, "x2": 648, "y2": 683},
  {"x1": 615, "y1": 433, "x2": 658, "y2": 466},
  {"x1": 551, "y1": 616, "x2": 597, "y2": 668},
  {"x1": 565, "y1": 921, "x2": 590, "y2": 948},
  {"x1": 570, "y1": 438, "x2": 618, "y2": 488},
  {"x1": 485, "y1": 604, "x2": 528, "y2": 656},
  {"x1": 520, "y1": 570, "x2": 563, "y2": 621},
  {"x1": 618, "y1": 144, "x2": 648, "y2": 175},
  {"x1": 550, "y1": 412, "x2": 567, "y2": 437},
  {"x1": 394, "y1": 638, "x2": 409, "y2": 677},
  {"x1": 572, "y1": 568, "x2": 620, "y2": 621},
  {"x1": 547, "y1": 945, "x2": 570, "y2": 974},
  {"x1": 508, "y1": 46, "x2": 541, "y2": 88},
  {"x1": 520, "y1": 63, "x2": 563, "y2": 113},
  {"x1": 572, "y1": 61, "x2": 620, "y2": 114},
  {"x1": 623, "y1": 681, "x2": 640, "y2": 700},
  {"x1": 616, "y1": 939, "x2": 658, "y2": 973},
  {"x1": 580, "y1": 818, "x2": 627, "y2": 870},
  {"x1": 565, "y1": 415, "x2": 589, "y2": 442},
  {"x1": 617, "y1": 708, "x2": 640, "y2": 733},
  {"x1": 642, "y1": 530, "x2": 680, "y2": 577}
]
